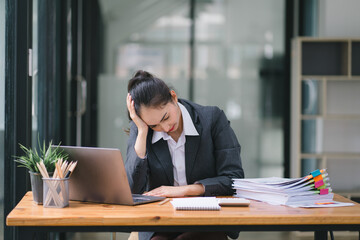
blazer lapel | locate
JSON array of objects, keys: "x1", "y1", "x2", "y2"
[
  {"x1": 182, "y1": 100, "x2": 203, "y2": 183},
  {"x1": 152, "y1": 139, "x2": 174, "y2": 185}
]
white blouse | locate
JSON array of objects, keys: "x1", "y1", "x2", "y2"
[{"x1": 152, "y1": 103, "x2": 199, "y2": 186}]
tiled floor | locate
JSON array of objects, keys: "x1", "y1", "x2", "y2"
[{"x1": 69, "y1": 231, "x2": 359, "y2": 240}]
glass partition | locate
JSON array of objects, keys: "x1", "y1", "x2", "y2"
[
  {"x1": 98, "y1": 0, "x2": 286, "y2": 178},
  {"x1": 98, "y1": 0, "x2": 191, "y2": 152},
  {"x1": 194, "y1": 0, "x2": 285, "y2": 177},
  {"x1": 0, "y1": 0, "x2": 5, "y2": 238}
]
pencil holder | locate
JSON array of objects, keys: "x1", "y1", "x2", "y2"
[{"x1": 43, "y1": 178, "x2": 69, "y2": 208}]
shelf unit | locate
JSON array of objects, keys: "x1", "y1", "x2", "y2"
[{"x1": 291, "y1": 37, "x2": 360, "y2": 197}]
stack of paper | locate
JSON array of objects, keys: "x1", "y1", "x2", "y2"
[{"x1": 232, "y1": 169, "x2": 342, "y2": 207}]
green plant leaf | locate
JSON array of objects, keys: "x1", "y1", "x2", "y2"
[{"x1": 13, "y1": 140, "x2": 68, "y2": 174}]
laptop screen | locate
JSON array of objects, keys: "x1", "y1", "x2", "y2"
[{"x1": 57, "y1": 146, "x2": 135, "y2": 205}]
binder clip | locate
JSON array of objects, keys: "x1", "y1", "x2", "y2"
[
  {"x1": 314, "y1": 174, "x2": 323, "y2": 183},
  {"x1": 319, "y1": 189, "x2": 329, "y2": 195},
  {"x1": 310, "y1": 169, "x2": 321, "y2": 178},
  {"x1": 314, "y1": 179, "x2": 324, "y2": 188}
]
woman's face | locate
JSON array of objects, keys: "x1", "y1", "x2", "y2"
[{"x1": 139, "y1": 91, "x2": 182, "y2": 133}]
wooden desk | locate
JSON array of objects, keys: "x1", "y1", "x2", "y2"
[{"x1": 6, "y1": 192, "x2": 360, "y2": 240}]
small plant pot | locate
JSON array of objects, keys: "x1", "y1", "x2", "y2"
[{"x1": 29, "y1": 171, "x2": 43, "y2": 204}]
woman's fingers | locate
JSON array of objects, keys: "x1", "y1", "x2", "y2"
[
  {"x1": 144, "y1": 187, "x2": 163, "y2": 196},
  {"x1": 127, "y1": 93, "x2": 148, "y2": 131},
  {"x1": 144, "y1": 186, "x2": 187, "y2": 198},
  {"x1": 127, "y1": 94, "x2": 137, "y2": 119},
  {"x1": 126, "y1": 94, "x2": 133, "y2": 111}
]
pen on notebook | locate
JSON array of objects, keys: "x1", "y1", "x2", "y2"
[{"x1": 158, "y1": 198, "x2": 170, "y2": 205}]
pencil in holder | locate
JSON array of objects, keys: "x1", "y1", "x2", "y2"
[{"x1": 43, "y1": 178, "x2": 69, "y2": 208}]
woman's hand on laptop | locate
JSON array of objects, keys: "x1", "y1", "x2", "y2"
[{"x1": 143, "y1": 184, "x2": 205, "y2": 198}]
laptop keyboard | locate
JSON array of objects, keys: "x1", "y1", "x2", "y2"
[
  {"x1": 133, "y1": 196, "x2": 152, "y2": 203},
  {"x1": 132, "y1": 194, "x2": 164, "y2": 203}
]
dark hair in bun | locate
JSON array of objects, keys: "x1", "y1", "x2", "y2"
[{"x1": 128, "y1": 70, "x2": 172, "y2": 117}]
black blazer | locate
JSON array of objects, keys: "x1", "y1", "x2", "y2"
[{"x1": 125, "y1": 99, "x2": 244, "y2": 196}]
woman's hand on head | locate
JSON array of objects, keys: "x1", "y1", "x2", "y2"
[
  {"x1": 143, "y1": 184, "x2": 205, "y2": 198},
  {"x1": 127, "y1": 93, "x2": 148, "y2": 133},
  {"x1": 127, "y1": 93, "x2": 148, "y2": 159}
]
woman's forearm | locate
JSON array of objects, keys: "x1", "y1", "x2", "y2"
[
  {"x1": 144, "y1": 184, "x2": 205, "y2": 197},
  {"x1": 134, "y1": 128, "x2": 148, "y2": 159},
  {"x1": 185, "y1": 184, "x2": 205, "y2": 196}
]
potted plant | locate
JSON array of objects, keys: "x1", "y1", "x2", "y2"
[{"x1": 14, "y1": 140, "x2": 68, "y2": 204}]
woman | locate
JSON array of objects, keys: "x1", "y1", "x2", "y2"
[{"x1": 125, "y1": 70, "x2": 244, "y2": 240}]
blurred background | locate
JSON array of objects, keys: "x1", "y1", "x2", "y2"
[
  {"x1": 97, "y1": 0, "x2": 286, "y2": 180},
  {"x1": 1, "y1": 0, "x2": 360, "y2": 239}
]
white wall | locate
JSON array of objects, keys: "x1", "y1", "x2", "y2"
[{"x1": 318, "y1": 0, "x2": 360, "y2": 37}]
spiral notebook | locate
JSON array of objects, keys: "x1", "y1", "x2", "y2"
[{"x1": 171, "y1": 197, "x2": 221, "y2": 211}]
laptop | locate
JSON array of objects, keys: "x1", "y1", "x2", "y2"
[{"x1": 56, "y1": 146, "x2": 165, "y2": 205}]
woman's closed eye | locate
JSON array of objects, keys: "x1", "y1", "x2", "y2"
[{"x1": 148, "y1": 115, "x2": 170, "y2": 129}]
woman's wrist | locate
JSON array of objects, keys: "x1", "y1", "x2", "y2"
[
  {"x1": 185, "y1": 184, "x2": 205, "y2": 196},
  {"x1": 137, "y1": 127, "x2": 148, "y2": 137}
]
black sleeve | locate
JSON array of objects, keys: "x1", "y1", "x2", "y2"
[
  {"x1": 196, "y1": 107, "x2": 244, "y2": 196},
  {"x1": 125, "y1": 121, "x2": 149, "y2": 194}
]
